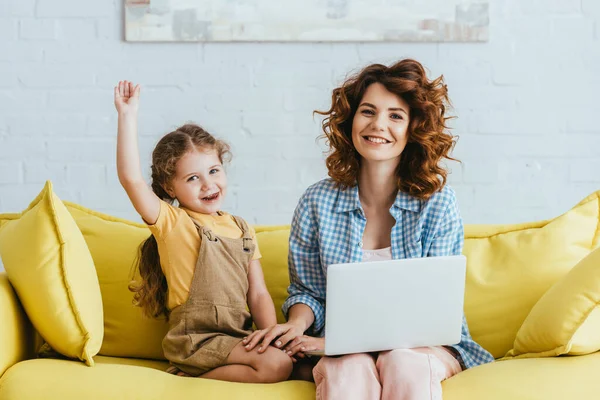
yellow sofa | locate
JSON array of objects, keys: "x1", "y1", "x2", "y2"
[{"x1": 2, "y1": 190, "x2": 600, "y2": 400}]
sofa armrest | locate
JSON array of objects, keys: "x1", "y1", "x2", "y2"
[{"x1": 0, "y1": 272, "x2": 35, "y2": 377}]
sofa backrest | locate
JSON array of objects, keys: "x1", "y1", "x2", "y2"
[{"x1": 66, "y1": 190, "x2": 600, "y2": 361}]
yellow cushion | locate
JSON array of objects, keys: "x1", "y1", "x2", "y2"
[
  {"x1": 0, "y1": 273, "x2": 35, "y2": 377},
  {"x1": 463, "y1": 191, "x2": 600, "y2": 359},
  {"x1": 64, "y1": 202, "x2": 169, "y2": 360},
  {"x1": 0, "y1": 182, "x2": 103, "y2": 366},
  {"x1": 0, "y1": 356, "x2": 316, "y2": 400},
  {"x1": 503, "y1": 245, "x2": 600, "y2": 359},
  {"x1": 442, "y1": 352, "x2": 600, "y2": 400},
  {"x1": 253, "y1": 226, "x2": 291, "y2": 324}
]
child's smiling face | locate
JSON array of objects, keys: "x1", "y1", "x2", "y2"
[{"x1": 166, "y1": 148, "x2": 227, "y2": 215}]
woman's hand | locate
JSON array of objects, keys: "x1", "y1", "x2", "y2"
[
  {"x1": 243, "y1": 321, "x2": 305, "y2": 354},
  {"x1": 283, "y1": 335, "x2": 325, "y2": 357},
  {"x1": 114, "y1": 80, "x2": 140, "y2": 115}
]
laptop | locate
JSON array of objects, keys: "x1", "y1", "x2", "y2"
[{"x1": 305, "y1": 255, "x2": 466, "y2": 356}]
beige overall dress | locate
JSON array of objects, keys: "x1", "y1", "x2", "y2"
[{"x1": 162, "y1": 215, "x2": 255, "y2": 376}]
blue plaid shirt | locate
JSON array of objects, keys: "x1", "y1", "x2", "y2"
[{"x1": 282, "y1": 178, "x2": 494, "y2": 369}]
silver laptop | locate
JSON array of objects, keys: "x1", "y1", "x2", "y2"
[{"x1": 307, "y1": 255, "x2": 466, "y2": 356}]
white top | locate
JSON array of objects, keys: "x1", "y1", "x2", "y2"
[{"x1": 362, "y1": 247, "x2": 392, "y2": 262}]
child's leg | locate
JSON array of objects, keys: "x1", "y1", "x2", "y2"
[
  {"x1": 198, "y1": 341, "x2": 293, "y2": 383},
  {"x1": 289, "y1": 356, "x2": 319, "y2": 381},
  {"x1": 376, "y1": 346, "x2": 462, "y2": 400},
  {"x1": 312, "y1": 353, "x2": 381, "y2": 400}
]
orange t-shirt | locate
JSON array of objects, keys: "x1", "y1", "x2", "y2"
[{"x1": 148, "y1": 200, "x2": 261, "y2": 310}]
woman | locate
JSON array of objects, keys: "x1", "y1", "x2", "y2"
[{"x1": 244, "y1": 59, "x2": 494, "y2": 399}]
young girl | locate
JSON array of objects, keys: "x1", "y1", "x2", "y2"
[
  {"x1": 246, "y1": 60, "x2": 495, "y2": 398},
  {"x1": 113, "y1": 80, "x2": 293, "y2": 383}
]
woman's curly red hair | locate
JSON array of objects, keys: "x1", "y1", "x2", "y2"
[{"x1": 316, "y1": 59, "x2": 458, "y2": 200}]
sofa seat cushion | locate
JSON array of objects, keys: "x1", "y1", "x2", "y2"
[
  {"x1": 443, "y1": 352, "x2": 600, "y2": 400},
  {"x1": 0, "y1": 356, "x2": 316, "y2": 400}
]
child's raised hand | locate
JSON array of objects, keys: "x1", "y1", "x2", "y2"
[{"x1": 114, "y1": 80, "x2": 140, "y2": 115}]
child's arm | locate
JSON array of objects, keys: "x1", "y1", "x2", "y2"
[
  {"x1": 114, "y1": 81, "x2": 161, "y2": 225},
  {"x1": 247, "y1": 259, "x2": 277, "y2": 331}
]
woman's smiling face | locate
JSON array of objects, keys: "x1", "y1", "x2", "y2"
[{"x1": 351, "y1": 82, "x2": 411, "y2": 165}]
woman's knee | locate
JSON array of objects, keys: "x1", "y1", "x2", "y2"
[
  {"x1": 314, "y1": 353, "x2": 377, "y2": 378},
  {"x1": 377, "y1": 349, "x2": 424, "y2": 373}
]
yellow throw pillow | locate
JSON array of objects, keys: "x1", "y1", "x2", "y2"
[
  {"x1": 503, "y1": 245, "x2": 600, "y2": 359},
  {"x1": 65, "y1": 202, "x2": 169, "y2": 360},
  {"x1": 0, "y1": 181, "x2": 103, "y2": 366},
  {"x1": 463, "y1": 190, "x2": 600, "y2": 359}
]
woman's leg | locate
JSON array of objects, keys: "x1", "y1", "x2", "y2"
[
  {"x1": 198, "y1": 341, "x2": 293, "y2": 383},
  {"x1": 376, "y1": 346, "x2": 462, "y2": 400},
  {"x1": 313, "y1": 353, "x2": 381, "y2": 400}
]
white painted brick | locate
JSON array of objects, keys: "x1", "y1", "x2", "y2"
[
  {"x1": 97, "y1": 67, "x2": 194, "y2": 88},
  {"x1": 278, "y1": 136, "x2": 328, "y2": 160},
  {"x1": 566, "y1": 108, "x2": 600, "y2": 133},
  {"x1": 96, "y1": 18, "x2": 119, "y2": 41},
  {"x1": 0, "y1": 91, "x2": 46, "y2": 113},
  {"x1": 570, "y1": 160, "x2": 600, "y2": 182},
  {"x1": 502, "y1": 0, "x2": 582, "y2": 16},
  {"x1": 121, "y1": 43, "x2": 202, "y2": 65},
  {"x1": 57, "y1": 19, "x2": 97, "y2": 41},
  {"x1": 203, "y1": 88, "x2": 285, "y2": 112},
  {"x1": 254, "y1": 62, "x2": 334, "y2": 89},
  {"x1": 440, "y1": 61, "x2": 492, "y2": 86},
  {"x1": 0, "y1": 0, "x2": 35, "y2": 17},
  {"x1": 19, "y1": 19, "x2": 56, "y2": 40},
  {"x1": 450, "y1": 86, "x2": 519, "y2": 111},
  {"x1": 0, "y1": 184, "x2": 49, "y2": 212},
  {"x1": 0, "y1": 63, "x2": 17, "y2": 88},
  {"x1": 10, "y1": 0, "x2": 36, "y2": 17},
  {"x1": 242, "y1": 112, "x2": 297, "y2": 136},
  {"x1": 47, "y1": 90, "x2": 110, "y2": 113},
  {"x1": 552, "y1": 18, "x2": 595, "y2": 40},
  {"x1": 0, "y1": 137, "x2": 46, "y2": 160},
  {"x1": 0, "y1": 0, "x2": 598, "y2": 225},
  {"x1": 19, "y1": 67, "x2": 94, "y2": 88},
  {"x1": 283, "y1": 88, "x2": 331, "y2": 113},
  {"x1": 86, "y1": 114, "x2": 117, "y2": 137},
  {"x1": 298, "y1": 161, "x2": 328, "y2": 187},
  {"x1": 468, "y1": 109, "x2": 566, "y2": 135},
  {"x1": 43, "y1": 42, "x2": 126, "y2": 64},
  {"x1": 443, "y1": 160, "x2": 464, "y2": 184},
  {"x1": 0, "y1": 161, "x2": 22, "y2": 184},
  {"x1": 0, "y1": 42, "x2": 43, "y2": 62},
  {"x1": 190, "y1": 63, "x2": 254, "y2": 88},
  {"x1": 46, "y1": 139, "x2": 114, "y2": 163},
  {"x1": 8, "y1": 114, "x2": 86, "y2": 136},
  {"x1": 0, "y1": 18, "x2": 17, "y2": 40},
  {"x1": 79, "y1": 186, "x2": 137, "y2": 212},
  {"x1": 36, "y1": 0, "x2": 114, "y2": 18},
  {"x1": 462, "y1": 160, "x2": 500, "y2": 184},
  {"x1": 358, "y1": 44, "x2": 438, "y2": 67},
  {"x1": 451, "y1": 185, "x2": 475, "y2": 209},
  {"x1": 23, "y1": 161, "x2": 67, "y2": 184},
  {"x1": 0, "y1": 116, "x2": 8, "y2": 135},
  {"x1": 582, "y1": 0, "x2": 600, "y2": 15},
  {"x1": 499, "y1": 159, "x2": 570, "y2": 183},
  {"x1": 67, "y1": 164, "x2": 106, "y2": 186}
]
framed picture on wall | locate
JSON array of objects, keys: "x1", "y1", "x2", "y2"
[{"x1": 124, "y1": 0, "x2": 489, "y2": 42}]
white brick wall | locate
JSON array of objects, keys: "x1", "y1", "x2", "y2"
[{"x1": 0, "y1": 0, "x2": 599, "y2": 267}]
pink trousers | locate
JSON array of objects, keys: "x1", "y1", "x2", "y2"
[{"x1": 313, "y1": 347, "x2": 462, "y2": 400}]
